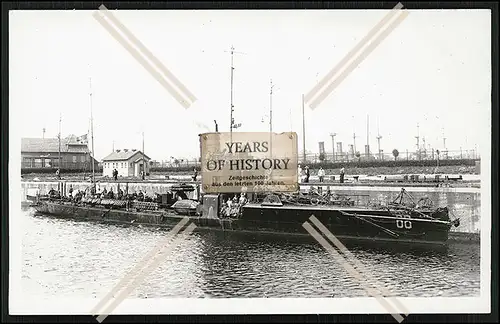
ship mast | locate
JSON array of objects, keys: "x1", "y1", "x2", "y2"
[
  {"x1": 301, "y1": 94, "x2": 306, "y2": 163},
  {"x1": 227, "y1": 45, "x2": 245, "y2": 140},
  {"x1": 230, "y1": 45, "x2": 234, "y2": 140}
]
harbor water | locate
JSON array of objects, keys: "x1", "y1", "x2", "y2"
[{"x1": 21, "y1": 204, "x2": 480, "y2": 299}]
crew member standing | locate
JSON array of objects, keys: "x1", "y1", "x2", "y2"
[
  {"x1": 305, "y1": 166, "x2": 310, "y2": 183},
  {"x1": 318, "y1": 167, "x2": 325, "y2": 183},
  {"x1": 297, "y1": 164, "x2": 303, "y2": 184},
  {"x1": 340, "y1": 167, "x2": 345, "y2": 184}
]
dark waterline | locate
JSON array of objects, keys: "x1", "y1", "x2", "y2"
[{"x1": 21, "y1": 208, "x2": 480, "y2": 299}]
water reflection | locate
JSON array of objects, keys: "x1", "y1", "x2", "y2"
[
  {"x1": 20, "y1": 208, "x2": 480, "y2": 300},
  {"x1": 195, "y1": 230, "x2": 480, "y2": 298}
]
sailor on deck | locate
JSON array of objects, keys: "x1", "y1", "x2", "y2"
[
  {"x1": 340, "y1": 167, "x2": 345, "y2": 184},
  {"x1": 298, "y1": 164, "x2": 303, "y2": 183},
  {"x1": 318, "y1": 167, "x2": 325, "y2": 183}
]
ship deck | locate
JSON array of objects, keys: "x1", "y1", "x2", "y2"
[{"x1": 242, "y1": 202, "x2": 451, "y2": 224}]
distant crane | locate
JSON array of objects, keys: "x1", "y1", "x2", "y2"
[
  {"x1": 376, "y1": 118, "x2": 382, "y2": 160},
  {"x1": 422, "y1": 136, "x2": 427, "y2": 157},
  {"x1": 442, "y1": 128, "x2": 447, "y2": 150},
  {"x1": 330, "y1": 133, "x2": 337, "y2": 162},
  {"x1": 352, "y1": 116, "x2": 357, "y2": 154},
  {"x1": 415, "y1": 123, "x2": 420, "y2": 160}
]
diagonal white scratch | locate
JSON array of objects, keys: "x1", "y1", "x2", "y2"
[{"x1": 93, "y1": 7, "x2": 196, "y2": 109}]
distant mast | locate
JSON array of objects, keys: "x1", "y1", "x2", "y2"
[
  {"x1": 58, "y1": 114, "x2": 62, "y2": 171},
  {"x1": 366, "y1": 114, "x2": 370, "y2": 155},
  {"x1": 301, "y1": 94, "x2": 306, "y2": 163},
  {"x1": 269, "y1": 79, "x2": 275, "y2": 155},
  {"x1": 229, "y1": 45, "x2": 234, "y2": 140},
  {"x1": 89, "y1": 77, "x2": 95, "y2": 185}
]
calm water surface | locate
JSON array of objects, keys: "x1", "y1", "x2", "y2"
[{"x1": 21, "y1": 208, "x2": 480, "y2": 299}]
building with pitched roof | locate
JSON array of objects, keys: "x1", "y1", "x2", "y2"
[
  {"x1": 102, "y1": 149, "x2": 151, "y2": 178},
  {"x1": 21, "y1": 134, "x2": 98, "y2": 170}
]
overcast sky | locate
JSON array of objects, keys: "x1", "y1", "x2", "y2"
[{"x1": 10, "y1": 9, "x2": 491, "y2": 161}]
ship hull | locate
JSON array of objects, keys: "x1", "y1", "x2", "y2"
[
  {"x1": 239, "y1": 203, "x2": 451, "y2": 246},
  {"x1": 33, "y1": 200, "x2": 452, "y2": 249}
]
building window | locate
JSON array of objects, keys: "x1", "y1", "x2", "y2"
[
  {"x1": 81, "y1": 155, "x2": 85, "y2": 162},
  {"x1": 73, "y1": 156, "x2": 77, "y2": 163}
]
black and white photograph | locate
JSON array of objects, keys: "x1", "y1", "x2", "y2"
[{"x1": 8, "y1": 3, "x2": 492, "y2": 319}]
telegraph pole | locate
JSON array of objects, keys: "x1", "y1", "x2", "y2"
[{"x1": 330, "y1": 133, "x2": 337, "y2": 162}]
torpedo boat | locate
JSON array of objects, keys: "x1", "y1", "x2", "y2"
[{"x1": 31, "y1": 182, "x2": 460, "y2": 249}]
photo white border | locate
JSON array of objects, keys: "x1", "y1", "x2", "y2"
[{"x1": 8, "y1": 8, "x2": 492, "y2": 317}]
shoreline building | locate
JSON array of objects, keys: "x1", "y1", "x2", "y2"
[
  {"x1": 102, "y1": 149, "x2": 151, "y2": 178},
  {"x1": 21, "y1": 134, "x2": 98, "y2": 170}
]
